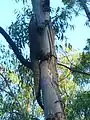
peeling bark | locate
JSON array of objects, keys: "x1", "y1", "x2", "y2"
[
  {"x1": 30, "y1": 0, "x2": 66, "y2": 119},
  {"x1": 40, "y1": 59, "x2": 65, "y2": 120}
]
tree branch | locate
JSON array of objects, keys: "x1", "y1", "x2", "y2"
[
  {"x1": 57, "y1": 62, "x2": 90, "y2": 76},
  {"x1": 80, "y1": 0, "x2": 90, "y2": 21},
  {"x1": 0, "y1": 27, "x2": 32, "y2": 70},
  {"x1": 0, "y1": 73, "x2": 22, "y2": 108},
  {"x1": 0, "y1": 87, "x2": 25, "y2": 116}
]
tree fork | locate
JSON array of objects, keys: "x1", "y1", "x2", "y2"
[
  {"x1": 0, "y1": 27, "x2": 32, "y2": 69},
  {"x1": 30, "y1": 0, "x2": 66, "y2": 119},
  {"x1": 0, "y1": 26, "x2": 44, "y2": 110}
]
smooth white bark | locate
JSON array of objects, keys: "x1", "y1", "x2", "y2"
[{"x1": 31, "y1": 0, "x2": 49, "y2": 27}]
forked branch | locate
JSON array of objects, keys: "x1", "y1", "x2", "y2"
[
  {"x1": 57, "y1": 62, "x2": 90, "y2": 76},
  {"x1": 0, "y1": 27, "x2": 32, "y2": 70}
]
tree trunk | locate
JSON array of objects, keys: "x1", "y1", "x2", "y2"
[
  {"x1": 30, "y1": 0, "x2": 66, "y2": 119},
  {"x1": 40, "y1": 59, "x2": 65, "y2": 120}
]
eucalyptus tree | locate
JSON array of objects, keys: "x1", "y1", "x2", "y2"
[
  {"x1": 0, "y1": 0, "x2": 90, "y2": 120},
  {"x1": 0, "y1": 0, "x2": 66, "y2": 119}
]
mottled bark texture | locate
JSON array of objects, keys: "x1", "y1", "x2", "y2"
[{"x1": 30, "y1": 0, "x2": 66, "y2": 119}]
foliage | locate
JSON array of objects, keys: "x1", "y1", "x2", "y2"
[
  {"x1": 0, "y1": 64, "x2": 44, "y2": 120},
  {"x1": 57, "y1": 48, "x2": 78, "y2": 117},
  {"x1": 51, "y1": 7, "x2": 74, "y2": 40},
  {"x1": 57, "y1": 46, "x2": 90, "y2": 120},
  {"x1": 68, "y1": 91, "x2": 90, "y2": 120},
  {"x1": 72, "y1": 39, "x2": 90, "y2": 85},
  {"x1": 8, "y1": 7, "x2": 33, "y2": 58},
  {"x1": 14, "y1": 0, "x2": 28, "y2": 4}
]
